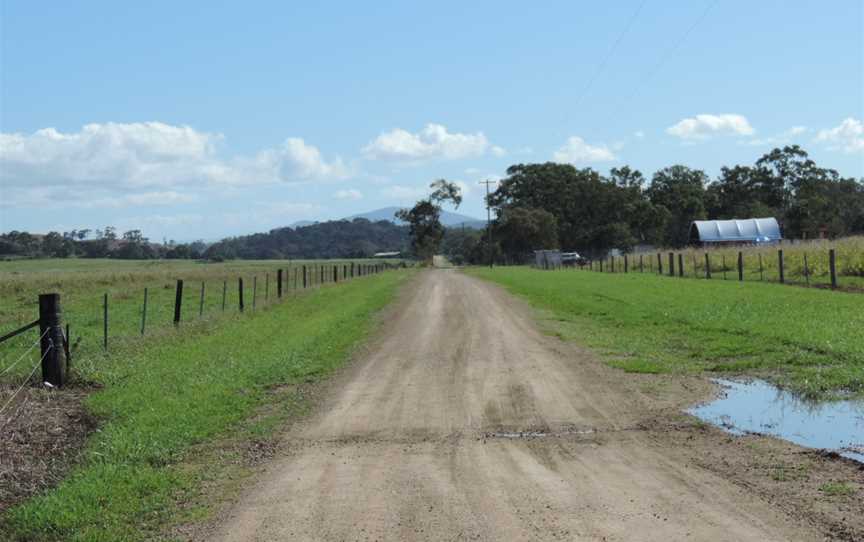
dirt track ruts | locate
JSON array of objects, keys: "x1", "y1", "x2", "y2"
[{"x1": 209, "y1": 269, "x2": 818, "y2": 541}]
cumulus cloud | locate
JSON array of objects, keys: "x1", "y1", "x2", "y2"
[
  {"x1": 0, "y1": 122, "x2": 350, "y2": 209},
  {"x1": 666, "y1": 114, "x2": 755, "y2": 140},
  {"x1": 745, "y1": 126, "x2": 809, "y2": 147},
  {"x1": 815, "y1": 118, "x2": 864, "y2": 153},
  {"x1": 362, "y1": 123, "x2": 493, "y2": 161},
  {"x1": 553, "y1": 136, "x2": 617, "y2": 164},
  {"x1": 334, "y1": 189, "x2": 363, "y2": 200}
]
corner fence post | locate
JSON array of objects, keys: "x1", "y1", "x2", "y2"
[
  {"x1": 39, "y1": 293, "x2": 67, "y2": 387},
  {"x1": 829, "y1": 249, "x2": 837, "y2": 289},
  {"x1": 173, "y1": 280, "x2": 183, "y2": 325},
  {"x1": 778, "y1": 250, "x2": 785, "y2": 284}
]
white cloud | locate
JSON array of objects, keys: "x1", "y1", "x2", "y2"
[
  {"x1": 553, "y1": 136, "x2": 617, "y2": 163},
  {"x1": 745, "y1": 126, "x2": 810, "y2": 147},
  {"x1": 491, "y1": 145, "x2": 507, "y2": 157},
  {"x1": 334, "y1": 189, "x2": 363, "y2": 200},
  {"x1": 815, "y1": 118, "x2": 864, "y2": 153},
  {"x1": 379, "y1": 185, "x2": 429, "y2": 201},
  {"x1": 633, "y1": 130, "x2": 645, "y2": 139},
  {"x1": 666, "y1": 114, "x2": 755, "y2": 140},
  {"x1": 0, "y1": 122, "x2": 350, "y2": 209},
  {"x1": 362, "y1": 123, "x2": 493, "y2": 161}
]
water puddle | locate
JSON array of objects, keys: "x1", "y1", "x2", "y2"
[{"x1": 689, "y1": 379, "x2": 864, "y2": 463}]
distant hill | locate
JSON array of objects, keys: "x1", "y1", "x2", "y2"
[
  {"x1": 206, "y1": 218, "x2": 408, "y2": 260},
  {"x1": 348, "y1": 207, "x2": 485, "y2": 229}
]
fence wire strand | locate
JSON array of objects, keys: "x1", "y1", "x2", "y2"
[
  {"x1": 0, "y1": 328, "x2": 49, "y2": 377},
  {"x1": 0, "y1": 343, "x2": 52, "y2": 424}
]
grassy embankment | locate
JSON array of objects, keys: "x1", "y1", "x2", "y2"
[
  {"x1": 0, "y1": 258, "x2": 399, "y2": 381},
  {"x1": 468, "y1": 266, "x2": 864, "y2": 399},
  {"x1": 0, "y1": 266, "x2": 411, "y2": 541}
]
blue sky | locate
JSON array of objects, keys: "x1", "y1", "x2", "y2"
[{"x1": 1, "y1": 0, "x2": 862, "y2": 241}]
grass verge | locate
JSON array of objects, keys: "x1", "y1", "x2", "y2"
[
  {"x1": 0, "y1": 270, "x2": 410, "y2": 541},
  {"x1": 466, "y1": 267, "x2": 864, "y2": 399}
]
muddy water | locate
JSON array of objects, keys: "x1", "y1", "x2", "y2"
[{"x1": 689, "y1": 379, "x2": 864, "y2": 463}]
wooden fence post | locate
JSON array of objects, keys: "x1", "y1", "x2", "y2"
[
  {"x1": 103, "y1": 293, "x2": 109, "y2": 348},
  {"x1": 668, "y1": 252, "x2": 675, "y2": 277},
  {"x1": 737, "y1": 251, "x2": 744, "y2": 281},
  {"x1": 265, "y1": 273, "x2": 270, "y2": 301},
  {"x1": 173, "y1": 280, "x2": 183, "y2": 325},
  {"x1": 722, "y1": 255, "x2": 727, "y2": 280},
  {"x1": 222, "y1": 281, "x2": 227, "y2": 311},
  {"x1": 199, "y1": 282, "x2": 205, "y2": 317},
  {"x1": 657, "y1": 253, "x2": 662, "y2": 275},
  {"x1": 678, "y1": 254, "x2": 684, "y2": 277},
  {"x1": 334, "y1": 265, "x2": 338, "y2": 283},
  {"x1": 611, "y1": 257, "x2": 615, "y2": 273},
  {"x1": 252, "y1": 276, "x2": 257, "y2": 310},
  {"x1": 639, "y1": 254, "x2": 644, "y2": 272},
  {"x1": 758, "y1": 253, "x2": 764, "y2": 281},
  {"x1": 705, "y1": 253, "x2": 711, "y2": 279},
  {"x1": 141, "y1": 287, "x2": 148, "y2": 335},
  {"x1": 778, "y1": 250, "x2": 785, "y2": 284},
  {"x1": 804, "y1": 253, "x2": 810, "y2": 286},
  {"x1": 624, "y1": 255, "x2": 629, "y2": 273},
  {"x1": 829, "y1": 249, "x2": 837, "y2": 289},
  {"x1": 38, "y1": 293, "x2": 67, "y2": 387},
  {"x1": 238, "y1": 277, "x2": 244, "y2": 312},
  {"x1": 277, "y1": 269, "x2": 283, "y2": 298}
]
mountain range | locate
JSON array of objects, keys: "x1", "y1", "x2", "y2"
[{"x1": 291, "y1": 207, "x2": 486, "y2": 229}]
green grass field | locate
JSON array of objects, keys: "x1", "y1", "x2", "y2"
[
  {"x1": 0, "y1": 266, "x2": 411, "y2": 541},
  {"x1": 0, "y1": 258, "x2": 399, "y2": 382},
  {"x1": 467, "y1": 266, "x2": 864, "y2": 400}
]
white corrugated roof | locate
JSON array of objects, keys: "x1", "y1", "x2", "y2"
[{"x1": 690, "y1": 218, "x2": 781, "y2": 243}]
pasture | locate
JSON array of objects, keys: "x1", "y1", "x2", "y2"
[{"x1": 468, "y1": 265, "x2": 864, "y2": 399}]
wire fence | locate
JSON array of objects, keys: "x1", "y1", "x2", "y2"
[
  {"x1": 0, "y1": 261, "x2": 403, "y2": 394},
  {"x1": 541, "y1": 241, "x2": 864, "y2": 292}
]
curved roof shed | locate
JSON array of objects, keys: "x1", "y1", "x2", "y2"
[{"x1": 689, "y1": 218, "x2": 782, "y2": 244}]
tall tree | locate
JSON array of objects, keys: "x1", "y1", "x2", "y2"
[
  {"x1": 396, "y1": 180, "x2": 462, "y2": 262},
  {"x1": 647, "y1": 165, "x2": 708, "y2": 247},
  {"x1": 494, "y1": 207, "x2": 559, "y2": 262}
]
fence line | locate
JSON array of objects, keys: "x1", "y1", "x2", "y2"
[{"x1": 559, "y1": 246, "x2": 862, "y2": 292}]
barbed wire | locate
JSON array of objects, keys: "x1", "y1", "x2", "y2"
[
  {"x1": 0, "y1": 342, "x2": 52, "y2": 425},
  {"x1": 0, "y1": 328, "x2": 49, "y2": 378}
]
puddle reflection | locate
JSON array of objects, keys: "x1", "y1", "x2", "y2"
[{"x1": 688, "y1": 379, "x2": 864, "y2": 463}]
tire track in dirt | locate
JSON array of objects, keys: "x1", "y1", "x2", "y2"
[{"x1": 207, "y1": 269, "x2": 820, "y2": 541}]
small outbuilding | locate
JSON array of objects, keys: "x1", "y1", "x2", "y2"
[{"x1": 688, "y1": 217, "x2": 782, "y2": 245}]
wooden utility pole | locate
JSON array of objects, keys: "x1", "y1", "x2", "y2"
[{"x1": 479, "y1": 179, "x2": 497, "y2": 268}]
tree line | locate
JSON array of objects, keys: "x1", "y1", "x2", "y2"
[
  {"x1": 435, "y1": 145, "x2": 863, "y2": 264},
  {"x1": 0, "y1": 220, "x2": 410, "y2": 261}
]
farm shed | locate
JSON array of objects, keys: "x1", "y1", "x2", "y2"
[{"x1": 689, "y1": 217, "x2": 782, "y2": 245}]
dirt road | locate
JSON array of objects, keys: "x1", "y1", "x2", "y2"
[{"x1": 210, "y1": 270, "x2": 818, "y2": 541}]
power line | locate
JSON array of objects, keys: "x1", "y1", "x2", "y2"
[
  {"x1": 627, "y1": 0, "x2": 719, "y2": 102},
  {"x1": 572, "y1": 0, "x2": 648, "y2": 110}
]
